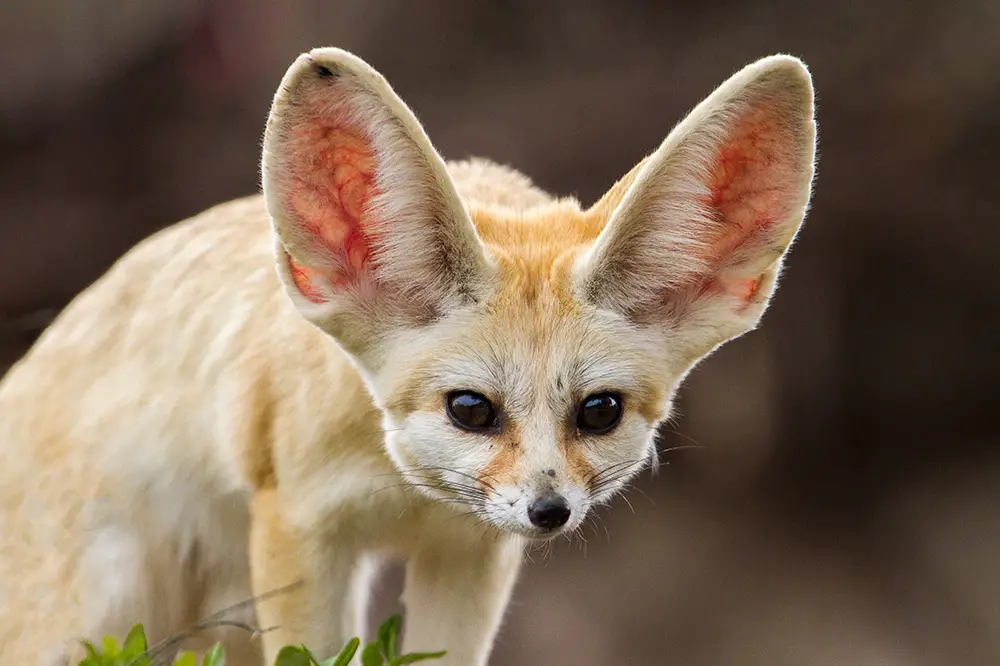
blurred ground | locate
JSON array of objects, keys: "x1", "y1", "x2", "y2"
[{"x1": 1, "y1": 1, "x2": 998, "y2": 664}]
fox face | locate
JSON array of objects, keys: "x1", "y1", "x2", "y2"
[
  {"x1": 370, "y1": 280, "x2": 669, "y2": 538},
  {"x1": 262, "y1": 49, "x2": 815, "y2": 538}
]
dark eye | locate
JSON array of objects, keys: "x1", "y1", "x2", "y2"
[
  {"x1": 576, "y1": 392, "x2": 623, "y2": 434},
  {"x1": 446, "y1": 391, "x2": 498, "y2": 432}
]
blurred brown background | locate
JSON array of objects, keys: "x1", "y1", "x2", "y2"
[{"x1": 2, "y1": 1, "x2": 998, "y2": 664}]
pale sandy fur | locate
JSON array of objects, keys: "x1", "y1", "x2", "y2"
[{"x1": 0, "y1": 47, "x2": 815, "y2": 666}]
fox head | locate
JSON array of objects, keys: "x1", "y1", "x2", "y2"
[{"x1": 262, "y1": 48, "x2": 816, "y2": 538}]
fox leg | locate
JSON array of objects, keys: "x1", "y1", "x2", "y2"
[
  {"x1": 249, "y1": 488, "x2": 370, "y2": 663},
  {"x1": 401, "y1": 534, "x2": 523, "y2": 666}
]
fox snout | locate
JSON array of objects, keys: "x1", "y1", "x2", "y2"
[{"x1": 476, "y1": 461, "x2": 593, "y2": 538}]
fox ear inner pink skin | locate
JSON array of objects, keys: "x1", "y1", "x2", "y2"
[
  {"x1": 576, "y1": 57, "x2": 815, "y2": 358},
  {"x1": 281, "y1": 119, "x2": 378, "y2": 302}
]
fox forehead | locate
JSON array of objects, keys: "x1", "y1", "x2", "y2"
[
  {"x1": 462, "y1": 158, "x2": 648, "y2": 313},
  {"x1": 469, "y1": 203, "x2": 602, "y2": 316},
  {"x1": 472, "y1": 200, "x2": 603, "y2": 251}
]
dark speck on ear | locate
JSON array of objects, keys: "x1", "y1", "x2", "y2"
[
  {"x1": 314, "y1": 63, "x2": 336, "y2": 79},
  {"x1": 546, "y1": 469, "x2": 556, "y2": 478}
]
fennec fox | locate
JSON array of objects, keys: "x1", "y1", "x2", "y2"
[{"x1": 0, "y1": 48, "x2": 816, "y2": 665}]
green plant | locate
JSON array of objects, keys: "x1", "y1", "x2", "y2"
[
  {"x1": 76, "y1": 615, "x2": 444, "y2": 666},
  {"x1": 76, "y1": 622, "x2": 225, "y2": 666}
]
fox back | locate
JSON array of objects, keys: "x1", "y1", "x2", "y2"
[{"x1": 0, "y1": 48, "x2": 816, "y2": 665}]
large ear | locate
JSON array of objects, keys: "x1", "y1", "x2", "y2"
[
  {"x1": 262, "y1": 48, "x2": 493, "y2": 357},
  {"x1": 576, "y1": 55, "x2": 816, "y2": 361}
]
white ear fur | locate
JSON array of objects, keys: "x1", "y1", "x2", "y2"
[
  {"x1": 575, "y1": 55, "x2": 817, "y2": 358},
  {"x1": 261, "y1": 48, "x2": 493, "y2": 355}
]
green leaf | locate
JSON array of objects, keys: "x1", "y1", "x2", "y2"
[
  {"x1": 377, "y1": 615, "x2": 401, "y2": 659},
  {"x1": 202, "y1": 643, "x2": 226, "y2": 666},
  {"x1": 101, "y1": 635, "x2": 121, "y2": 657},
  {"x1": 319, "y1": 637, "x2": 360, "y2": 666},
  {"x1": 121, "y1": 624, "x2": 148, "y2": 663},
  {"x1": 80, "y1": 640, "x2": 102, "y2": 662},
  {"x1": 173, "y1": 652, "x2": 198, "y2": 666},
  {"x1": 274, "y1": 646, "x2": 314, "y2": 666},
  {"x1": 300, "y1": 646, "x2": 322, "y2": 666},
  {"x1": 392, "y1": 651, "x2": 447, "y2": 665},
  {"x1": 360, "y1": 642, "x2": 384, "y2": 666}
]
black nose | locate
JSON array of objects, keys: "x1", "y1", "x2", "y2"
[{"x1": 528, "y1": 494, "x2": 571, "y2": 530}]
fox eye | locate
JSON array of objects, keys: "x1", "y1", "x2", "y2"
[
  {"x1": 446, "y1": 391, "x2": 498, "y2": 432},
  {"x1": 576, "y1": 392, "x2": 623, "y2": 434}
]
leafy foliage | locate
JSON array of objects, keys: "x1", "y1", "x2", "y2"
[{"x1": 76, "y1": 615, "x2": 444, "y2": 666}]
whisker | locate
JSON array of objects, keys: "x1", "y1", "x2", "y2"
[
  {"x1": 402, "y1": 482, "x2": 487, "y2": 500},
  {"x1": 593, "y1": 469, "x2": 636, "y2": 488},
  {"x1": 369, "y1": 482, "x2": 423, "y2": 497},
  {"x1": 400, "y1": 474, "x2": 490, "y2": 497},
  {"x1": 657, "y1": 443, "x2": 706, "y2": 454},
  {"x1": 631, "y1": 486, "x2": 656, "y2": 505},
  {"x1": 661, "y1": 428, "x2": 707, "y2": 449},
  {"x1": 572, "y1": 524, "x2": 589, "y2": 557},
  {"x1": 408, "y1": 465, "x2": 497, "y2": 490},
  {"x1": 586, "y1": 458, "x2": 646, "y2": 489},
  {"x1": 538, "y1": 538, "x2": 553, "y2": 565},
  {"x1": 432, "y1": 497, "x2": 482, "y2": 507},
  {"x1": 445, "y1": 508, "x2": 487, "y2": 523},
  {"x1": 588, "y1": 458, "x2": 641, "y2": 483},
  {"x1": 589, "y1": 469, "x2": 643, "y2": 494}
]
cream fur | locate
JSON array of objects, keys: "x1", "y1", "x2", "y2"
[{"x1": 0, "y1": 48, "x2": 816, "y2": 666}]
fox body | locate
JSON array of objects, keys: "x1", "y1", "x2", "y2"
[{"x1": 0, "y1": 49, "x2": 816, "y2": 665}]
